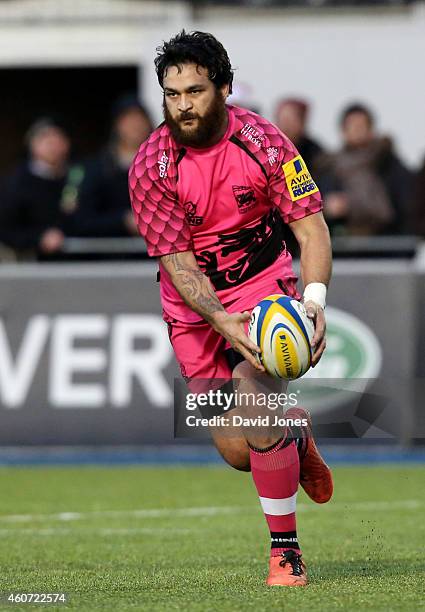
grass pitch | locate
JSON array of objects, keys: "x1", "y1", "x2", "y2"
[{"x1": 0, "y1": 464, "x2": 423, "y2": 611}]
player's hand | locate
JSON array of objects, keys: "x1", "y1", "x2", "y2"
[
  {"x1": 211, "y1": 311, "x2": 265, "y2": 372},
  {"x1": 304, "y1": 300, "x2": 326, "y2": 367}
]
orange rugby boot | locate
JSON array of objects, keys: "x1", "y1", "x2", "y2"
[
  {"x1": 286, "y1": 407, "x2": 333, "y2": 504},
  {"x1": 266, "y1": 550, "x2": 308, "y2": 587}
]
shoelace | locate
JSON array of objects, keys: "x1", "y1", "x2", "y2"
[{"x1": 279, "y1": 550, "x2": 304, "y2": 577}]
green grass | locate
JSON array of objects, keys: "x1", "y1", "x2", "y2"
[{"x1": 0, "y1": 465, "x2": 423, "y2": 611}]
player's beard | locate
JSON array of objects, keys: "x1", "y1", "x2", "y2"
[{"x1": 163, "y1": 90, "x2": 227, "y2": 148}]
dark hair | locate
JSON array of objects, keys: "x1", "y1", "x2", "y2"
[
  {"x1": 25, "y1": 116, "x2": 70, "y2": 147},
  {"x1": 111, "y1": 93, "x2": 153, "y2": 128},
  {"x1": 340, "y1": 103, "x2": 374, "y2": 127},
  {"x1": 275, "y1": 97, "x2": 309, "y2": 121},
  {"x1": 155, "y1": 30, "x2": 234, "y2": 94}
]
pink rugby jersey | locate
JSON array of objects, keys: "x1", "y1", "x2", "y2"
[{"x1": 129, "y1": 105, "x2": 323, "y2": 323}]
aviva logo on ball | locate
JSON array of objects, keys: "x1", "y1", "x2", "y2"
[{"x1": 248, "y1": 295, "x2": 314, "y2": 380}]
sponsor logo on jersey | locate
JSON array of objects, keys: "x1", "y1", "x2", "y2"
[
  {"x1": 158, "y1": 152, "x2": 169, "y2": 178},
  {"x1": 232, "y1": 185, "x2": 257, "y2": 214},
  {"x1": 282, "y1": 154, "x2": 319, "y2": 201},
  {"x1": 184, "y1": 202, "x2": 203, "y2": 226},
  {"x1": 240, "y1": 123, "x2": 265, "y2": 147},
  {"x1": 266, "y1": 146, "x2": 279, "y2": 166}
]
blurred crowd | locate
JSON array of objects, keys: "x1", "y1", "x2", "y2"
[
  {"x1": 0, "y1": 94, "x2": 153, "y2": 261},
  {"x1": 0, "y1": 91, "x2": 424, "y2": 261},
  {"x1": 274, "y1": 99, "x2": 416, "y2": 238}
]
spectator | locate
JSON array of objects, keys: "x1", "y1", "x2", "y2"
[
  {"x1": 273, "y1": 97, "x2": 324, "y2": 256},
  {"x1": 274, "y1": 97, "x2": 323, "y2": 170},
  {"x1": 0, "y1": 118, "x2": 81, "y2": 259},
  {"x1": 321, "y1": 103, "x2": 412, "y2": 235},
  {"x1": 73, "y1": 95, "x2": 153, "y2": 237}
]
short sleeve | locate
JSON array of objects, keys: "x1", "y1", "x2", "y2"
[
  {"x1": 129, "y1": 146, "x2": 192, "y2": 257},
  {"x1": 268, "y1": 136, "x2": 323, "y2": 224}
]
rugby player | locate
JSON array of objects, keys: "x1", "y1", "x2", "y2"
[{"x1": 129, "y1": 30, "x2": 333, "y2": 587}]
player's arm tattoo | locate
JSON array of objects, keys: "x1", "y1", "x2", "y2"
[{"x1": 161, "y1": 252, "x2": 225, "y2": 320}]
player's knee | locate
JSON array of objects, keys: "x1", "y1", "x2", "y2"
[
  {"x1": 232, "y1": 360, "x2": 259, "y2": 380},
  {"x1": 223, "y1": 449, "x2": 251, "y2": 472},
  {"x1": 213, "y1": 438, "x2": 251, "y2": 472}
]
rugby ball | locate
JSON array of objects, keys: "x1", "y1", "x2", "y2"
[{"x1": 248, "y1": 294, "x2": 314, "y2": 380}]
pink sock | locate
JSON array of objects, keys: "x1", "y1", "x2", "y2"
[{"x1": 250, "y1": 438, "x2": 300, "y2": 556}]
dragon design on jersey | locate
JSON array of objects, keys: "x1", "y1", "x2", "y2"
[{"x1": 196, "y1": 209, "x2": 286, "y2": 291}]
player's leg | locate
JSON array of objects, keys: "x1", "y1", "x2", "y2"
[
  {"x1": 203, "y1": 343, "x2": 332, "y2": 503},
  {"x1": 230, "y1": 359, "x2": 307, "y2": 586},
  {"x1": 167, "y1": 316, "x2": 252, "y2": 471},
  {"x1": 221, "y1": 276, "x2": 333, "y2": 502},
  {"x1": 167, "y1": 315, "x2": 327, "y2": 586},
  {"x1": 209, "y1": 430, "x2": 251, "y2": 471},
  {"x1": 285, "y1": 407, "x2": 333, "y2": 504},
  {"x1": 210, "y1": 366, "x2": 333, "y2": 497},
  {"x1": 167, "y1": 317, "x2": 295, "y2": 475}
]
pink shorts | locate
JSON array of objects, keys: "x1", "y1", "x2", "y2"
[{"x1": 165, "y1": 277, "x2": 300, "y2": 383}]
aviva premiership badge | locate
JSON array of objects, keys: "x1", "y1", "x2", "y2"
[{"x1": 282, "y1": 155, "x2": 319, "y2": 202}]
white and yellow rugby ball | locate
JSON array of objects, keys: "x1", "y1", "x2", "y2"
[{"x1": 248, "y1": 294, "x2": 314, "y2": 380}]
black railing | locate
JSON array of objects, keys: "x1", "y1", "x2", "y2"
[
  {"x1": 50, "y1": 235, "x2": 423, "y2": 261},
  {"x1": 0, "y1": 235, "x2": 420, "y2": 263}
]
